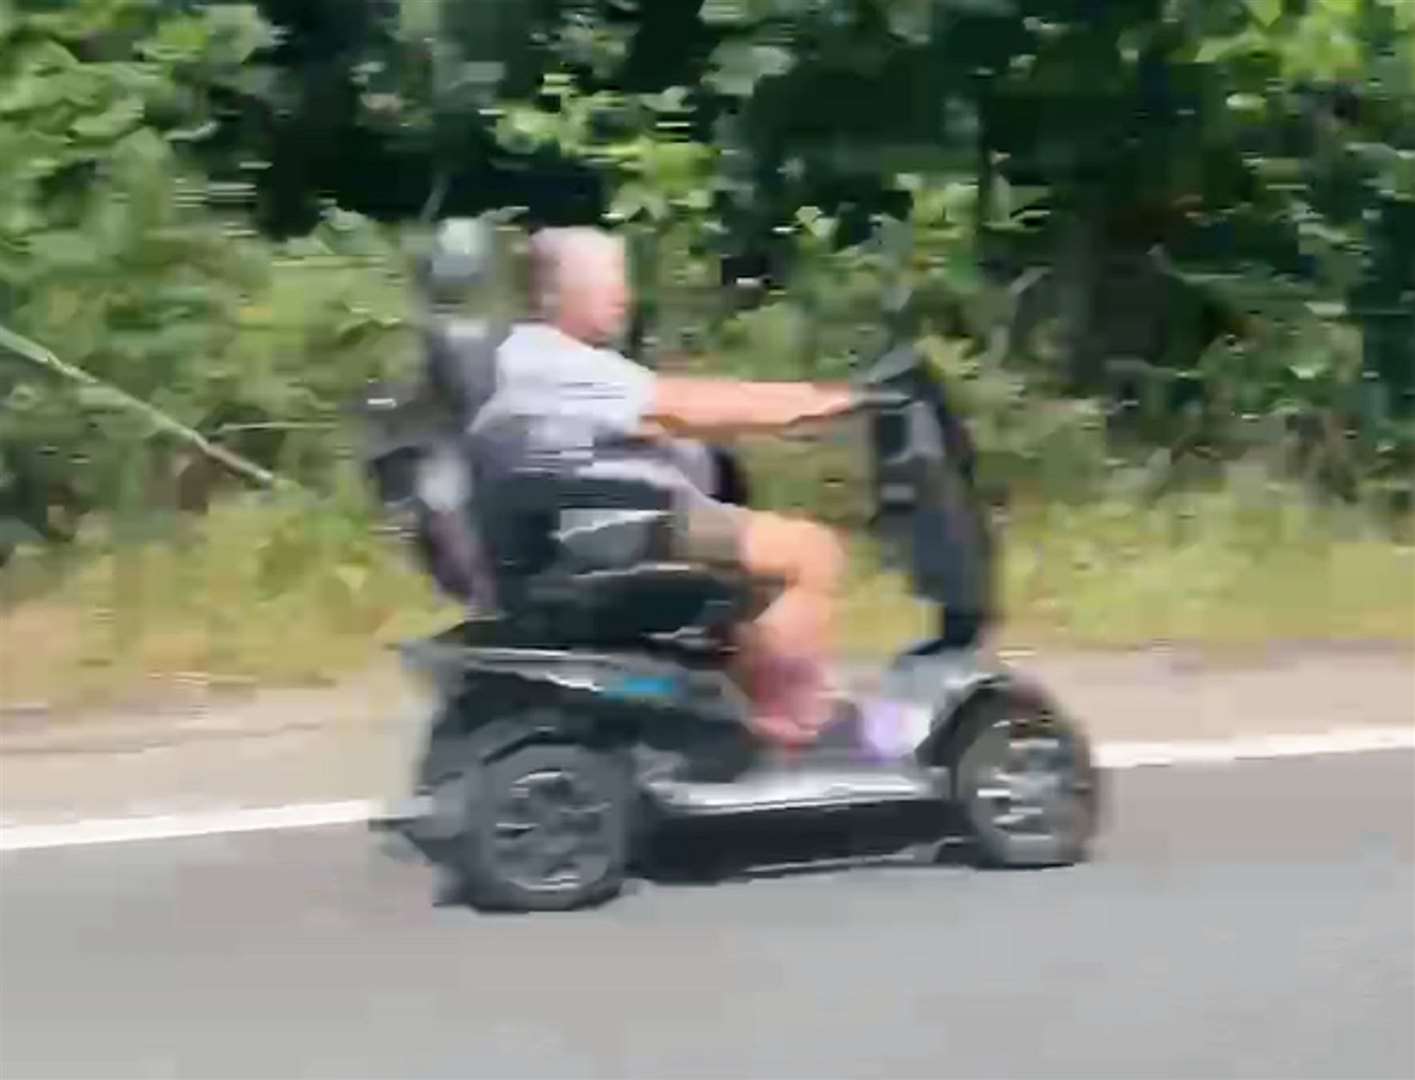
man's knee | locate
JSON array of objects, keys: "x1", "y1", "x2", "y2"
[
  {"x1": 740, "y1": 511, "x2": 844, "y2": 591},
  {"x1": 792, "y1": 518, "x2": 846, "y2": 590}
]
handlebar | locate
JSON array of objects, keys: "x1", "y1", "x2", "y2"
[
  {"x1": 853, "y1": 341, "x2": 929, "y2": 391},
  {"x1": 852, "y1": 388, "x2": 911, "y2": 411}
]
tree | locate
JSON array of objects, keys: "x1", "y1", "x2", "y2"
[{"x1": 0, "y1": 0, "x2": 335, "y2": 552}]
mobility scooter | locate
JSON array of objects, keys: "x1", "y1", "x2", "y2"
[{"x1": 364, "y1": 220, "x2": 1099, "y2": 912}]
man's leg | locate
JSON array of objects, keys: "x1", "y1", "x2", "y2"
[
  {"x1": 674, "y1": 495, "x2": 846, "y2": 746},
  {"x1": 733, "y1": 511, "x2": 846, "y2": 746}
]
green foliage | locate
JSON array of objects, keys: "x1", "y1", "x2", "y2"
[
  {"x1": 3, "y1": 0, "x2": 1414, "y2": 660},
  {"x1": 0, "y1": 3, "x2": 422, "y2": 550},
  {"x1": 1, "y1": 0, "x2": 278, "y2": 544},
  {"x1": 1158, "y1": 0, "x2": 1415, "y2": 505},
  {"x1": 461, "y1": 0, "x2": 1410, "y2": 513}
]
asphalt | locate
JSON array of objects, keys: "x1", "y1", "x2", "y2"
[{"x1": 2, "y1": 751, "x2": 1413, "y2": 1080}]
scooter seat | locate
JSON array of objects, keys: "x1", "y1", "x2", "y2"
[{"x1": 509, "y1": 562, "x2": 776, "y2": 648}]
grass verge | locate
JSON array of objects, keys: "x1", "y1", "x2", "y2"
[{"x1": 2, "y1": 486, "x2": 1411, "y2": 713}]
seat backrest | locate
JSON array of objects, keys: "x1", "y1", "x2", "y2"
[
  {"x1": 412, "y1": 441, "x2": 500, "y2": 609},
  {"x1": 469, "y1": 448, "x2": 764, "y2": 645},
  {"x1": 363, "y1": 316, "x2": 505, "y2": 611},
  {"x1": 422, "y1": 316, "x2": 502, "y2": 432},
  {"x1": 474, "y1": 456, "x2": 676, "y2": 585}
]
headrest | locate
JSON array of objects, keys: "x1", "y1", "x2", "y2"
[{"x1": 415, "y1": 217, "x2": 497, "y2": 306}]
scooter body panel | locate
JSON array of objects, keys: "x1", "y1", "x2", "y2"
[{"x1": 403, "y1": 634, "x2": 1041, "y2": 823}]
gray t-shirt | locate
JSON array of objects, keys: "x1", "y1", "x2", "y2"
[{"x1": 469, "y1": 322, "x2": 656, "y2": 461}]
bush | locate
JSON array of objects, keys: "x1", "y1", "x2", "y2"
[{"x1": 0, "y1": 478, "x2": 454, "y2": 708}]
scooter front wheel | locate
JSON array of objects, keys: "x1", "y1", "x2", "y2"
[{"x1": 950, "y1": 694, "x2": 1099, "y2": 868}]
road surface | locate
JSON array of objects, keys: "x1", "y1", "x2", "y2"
[{"x1": 2, "y1": 750, "x2": 1413, "y2": 1079}]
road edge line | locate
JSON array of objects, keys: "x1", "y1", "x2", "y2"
[
  {"x1": 3, "y1": 727, "x2": 1412, "y2": 852},
  {"x1": 0, "y1": 800, "x2": 378, "y2": 852}
]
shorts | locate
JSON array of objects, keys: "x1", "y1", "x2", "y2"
[{"x1": 667, "y1": 484, "x2": 747, "y2": 569}]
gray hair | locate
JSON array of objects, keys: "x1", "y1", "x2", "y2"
[{"x1": 527, "y1": 226, "x2": 626, "y2": 318}]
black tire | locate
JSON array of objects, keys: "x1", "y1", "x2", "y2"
[
  {"x1": 948, "y1": 693, "x2": 1099, "y2": 868},
  {"x1": 452, "y1": 742, "x2": 633, "y2": 912}
]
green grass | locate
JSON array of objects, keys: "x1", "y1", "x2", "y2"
[
  {"x1": 997, "y1": 491, "x2": 1415, "y2": 650},
  {"x1": 0, "y1": 494, "x2": 455, "y2": 711},
  {"x1": 2, "y1": 485, "x2": 1411, "y2": 712}
]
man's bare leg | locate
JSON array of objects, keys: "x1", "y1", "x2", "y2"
[{"x1": 732, "y1": 512, "x2": 846, "y2": 747}]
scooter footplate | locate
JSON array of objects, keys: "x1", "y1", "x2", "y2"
[{"x1": 646, "y1": 764, "x2": 947, "y2": 817}]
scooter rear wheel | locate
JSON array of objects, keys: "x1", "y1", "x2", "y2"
[
  {"x1": 453, "y1": 742, "x2": 633, "y2": 911},
  {"x1": 950, "y1": 695, "x2": 1098, "y2": 867}
]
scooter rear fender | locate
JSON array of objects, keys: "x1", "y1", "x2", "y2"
[{"x1": 402, "y1": 638, "x2": 749, "y2": 767}]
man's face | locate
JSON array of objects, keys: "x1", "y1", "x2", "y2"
[{"x1": 561, "y1": 244, "x2": 630, "y2": 346}]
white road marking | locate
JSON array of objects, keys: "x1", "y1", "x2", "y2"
[
  {"x1": 1092, "y1": 726, "x2": 1415, "y2": 768},
  {"x1": 0, "y1": 801, "x2": 378, "y2": 853},
  {"x1": 1, "y1": 727, "x2": 1412, "y2": 852}
]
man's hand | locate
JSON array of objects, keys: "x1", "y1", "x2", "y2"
[{"x1": 780, "y1": 384, "x2": 856, "y2": 429}]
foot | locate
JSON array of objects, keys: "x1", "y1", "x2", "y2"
[{"x1": 741, "y1": 650, "x2": 838, "y2": 746}]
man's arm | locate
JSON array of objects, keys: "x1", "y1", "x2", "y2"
[{"x1": 644, "y1": 377, "x2": 856, "y2": 438}]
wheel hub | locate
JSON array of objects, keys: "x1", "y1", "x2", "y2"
[
  {"x1": 491, "y1": 767, "x2": 613, "y2": 892},
  {"x1": 973, "y1": 725, "x2": 1087, "y2": 837}
]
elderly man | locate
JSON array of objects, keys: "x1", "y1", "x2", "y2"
[{"x1": 470, "y1": 226, "x2": 857, "y2": 747}]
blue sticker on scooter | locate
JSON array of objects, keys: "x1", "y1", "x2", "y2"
[{"x1": 610, "y1": 674, "x2": 682, "y2": 702}]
